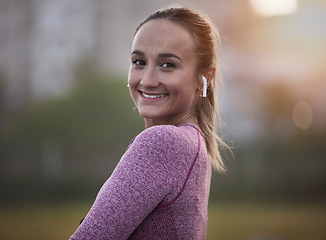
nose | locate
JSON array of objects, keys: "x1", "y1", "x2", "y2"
[{"x1": 140, "y1": 67, "x2": 159, "y2": 88}]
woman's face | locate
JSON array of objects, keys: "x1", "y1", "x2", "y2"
[{"x1": 128, "y1": 19, "x2": 199, "y2": 127}]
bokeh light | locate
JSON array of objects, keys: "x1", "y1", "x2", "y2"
[
  {"x1": 250, "y1": 0, "x2": 298, "y2": 17},
  {"x1": 292, "y1": 100, "x2": 313, "y2": 130}
]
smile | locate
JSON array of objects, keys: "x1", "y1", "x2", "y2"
[{"x1": 140, "y1": 91, "x2": 169, "y2": 99}]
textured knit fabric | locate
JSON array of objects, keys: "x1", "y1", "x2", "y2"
[{"x1": 69, "y1": 124, "x2": 212, "y2": 240}]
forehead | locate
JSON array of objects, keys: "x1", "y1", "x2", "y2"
[{"x1": 132, "y1": 19, "x2": 195, "y2": 56}]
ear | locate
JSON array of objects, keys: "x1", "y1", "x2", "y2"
[
  {"x1": 203, "y1": 68, "x2": 216, "y2": 87},
  {"x1": 196, "y1": 67, "x2": 216, "y2": 92}
]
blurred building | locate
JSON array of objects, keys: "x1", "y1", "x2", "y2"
[{"x1": 0, "y1": 0, "x2": 97, "y2": 106}]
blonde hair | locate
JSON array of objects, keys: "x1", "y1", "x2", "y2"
[{"x1": 134, "y1": 6, "x2": 229, "y2": 172}]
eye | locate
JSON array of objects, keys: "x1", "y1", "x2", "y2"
[
  {"x1": 160, "y1": 61, "x2": 175, "y2": 69},
  {"x1": 132, "y1": 59, "x2": 146, "y2": 67}
]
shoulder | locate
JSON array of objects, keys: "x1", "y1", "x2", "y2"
[
  {"x1": 123, "y1": 125, "x2": 200, "y2": 181},
  {"x1": 129, "y1": 125, "x2": 197, "y2": 159},
  {"x1": 136, "y1": 125, "x2": 182, "y2": 145}
]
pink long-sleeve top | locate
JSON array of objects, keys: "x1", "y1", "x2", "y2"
[{"x1": 69, "y1": 123, "x2": 212, "y2": 240}]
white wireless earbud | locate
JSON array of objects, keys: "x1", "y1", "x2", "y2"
[{"x1": 202, "y1": 76, "x2": 207, "y2": 98}]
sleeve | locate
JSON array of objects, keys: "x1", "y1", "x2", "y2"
[{"x1": 69, "y1": 126, "x2": 181, "y2": 240}]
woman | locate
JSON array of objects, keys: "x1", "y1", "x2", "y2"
[{"x1": 70, "y1": 6, "x2": 227, "y2": 240}]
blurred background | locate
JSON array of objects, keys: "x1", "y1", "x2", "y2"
[{"x1": 0, "y1": 0, "x2": 325, "y2": 239}]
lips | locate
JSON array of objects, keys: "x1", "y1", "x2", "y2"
[{"x1": 140, "y1": 91, "x2": 169, "y2": 99}]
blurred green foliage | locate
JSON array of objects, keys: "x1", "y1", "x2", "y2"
[
  {"x1": 211, "y1": 83, "x2": 326, "y2": 202},
  {"x1": 0, "y1": 73, "x2": 144, "y2": 200},
  {"x1": 4, "y1": 76, "x2": 142, "y2": 150}
]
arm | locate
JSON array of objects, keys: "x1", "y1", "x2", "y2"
[{"x1": 69, "y1": 126, "x2": 177, "y2": 240}]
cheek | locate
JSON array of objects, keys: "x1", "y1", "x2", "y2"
[
  {"x1": 175, "y1": 76, "x2": 198, "y2": 97},
  {"x1": 128, "y1": 85, "x2": 138, "y2": 105},
  {"x1": 128, "y1": 68, "x2": 140, "y2": 88},
  {"x1": 128, "y1": 72, "x2": 140, "y2": 106}
]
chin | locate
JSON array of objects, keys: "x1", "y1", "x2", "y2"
[{"x1": 138, "y1": 109, "x2": 164, "y2": 120}]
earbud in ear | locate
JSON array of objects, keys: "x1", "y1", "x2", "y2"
[{"x1": 202, "y1": 76, "x2": 207, "y2": 98}]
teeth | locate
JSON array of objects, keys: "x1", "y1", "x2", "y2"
[{"x1": 141, "y1": 92, "x2": 168, "y2": 99}]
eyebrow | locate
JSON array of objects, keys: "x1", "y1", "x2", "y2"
[
  {"x1": 131, "y1": 50, "x2": 182, "y2": 62},
  {"x1": 131, "y1": 50, "x2": 144, "y2": 56}
]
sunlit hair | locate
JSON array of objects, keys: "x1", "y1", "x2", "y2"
[{"x1": 134, "y1": 6, "x2": 229, "y2": 173}]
